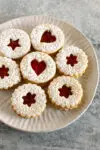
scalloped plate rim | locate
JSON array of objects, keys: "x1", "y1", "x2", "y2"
[{"x1": 0, "y1": 15, "x2": 99, "y2": 133}]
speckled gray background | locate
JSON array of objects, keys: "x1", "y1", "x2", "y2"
[{"x1": 0, "y1": 0, "x2": 100, "y2": 150}]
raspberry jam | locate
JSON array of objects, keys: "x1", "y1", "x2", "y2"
[
  {"x1": 23, "y1": 92, "x2": 36, "y2": 107},
  {"x1": 41, "y1": 30, "x2": 56, "y2": 43},
  {"x1": 8, "y1": 39, "x2": 21, "y2": 50},
  {"x1": 31, "y1": 59, "x2": 46, "y2": 75},
  {"x1": 58, "y1": 85, "x2": 72, "y2": 98},
  {"x1": 66, "y1": 54, "x2": 78, "y2": 67},
  {"x1": 0, "y1": 65, "x2": 9, "y2": 79}
]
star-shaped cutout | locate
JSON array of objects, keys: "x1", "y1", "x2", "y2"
[
  {"x1": 58, "y1": 85, "x2": 72, "y2": 98},
  {"x1": 7, "y1": 39, "x2": 21, "y2": 50},
  {"x1": 22, "y1": 92, "x2": 36, "y2": 107},
  {"x1": 0, "y1": 65, "x2": 9, "y2": 79},
  {"x1": 66, "y1": 54, "x2": 78, "y2": 67}
]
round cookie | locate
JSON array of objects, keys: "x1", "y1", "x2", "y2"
[
  {"x1": 20, "y1": 52, "x2": 56, "y2": 84},
  {"x1": 0, "y1": 56, "x2": 21, "y2": 89},
  {"x1": 11, "y1": 83, "x2": 47, "y2": 118},
  {"x1": 48, "y1": 76, "x2": 83, "y2": 110},
  {"x1": 56, "y1": 46, "x2": 88, "y2": 77},
  {"x1": 0, "y1": 29, "x2": 31, "y2": 59},
  {"x1": 31, "y1": 24, "x2": 64, "y2": 54}
]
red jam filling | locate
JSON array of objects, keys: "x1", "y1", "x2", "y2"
[
  {"x1": 66, "y1": 54, "x2": 78, "y2": 67},
  {"x1": 31, "y1": 59, "x2": 46, "y2": 75},
  {"x1": 58, "y1": 85, "x2": 72, "y2": 98},
  {"x1": 0, "y1": 65, "x2": 9, "y2": 79},
  {"x1": 7, "y1": 39, "x2": 21, "y2": 50},
  {"x1": 23, "y1": 92, "x2": 36, "y2": 107},
  {"x1": 41, "y1": 30, "x2": 56, "y2": 43}
]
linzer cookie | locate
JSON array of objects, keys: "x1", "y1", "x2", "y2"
[
  {"x1": 48, "y1": 76, "x2": 83, "y2": 110},
  {"x1": 56, "y1": 46, "x2": 88, "y2": 77},
  {"x1": 0, "y1": 56, "x2": 21, "y2": 89},
  {"x1": 31, "y1": 24, "x2": 64, "y2": 54},
  {"x1": 11, "y1": 83, "x2": 47, "y2": 118},
  {"x1": 0, "y1": 29, "x2": 31, "y2": 59},
  {"x1": 20, "y1": 52, "x2": 56, "y2": 84}
]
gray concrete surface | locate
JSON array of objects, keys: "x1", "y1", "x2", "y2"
[{"x1": 0, "y1": 0, "x2": 100, "y2": 150}]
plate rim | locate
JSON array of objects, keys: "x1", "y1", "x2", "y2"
[{"x1": 0, "y1": 15, "x2": 99, "y2": 133}]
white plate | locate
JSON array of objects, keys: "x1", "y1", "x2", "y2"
[{"x1": 0, "y1": 16, "x2": 99, "y2": 132}]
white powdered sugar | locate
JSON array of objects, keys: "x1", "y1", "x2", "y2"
[
  {"x1": 0, "y1": 29, "x2": 31, "y2": 59},
  {"x1": 48, "y1": 76, "x2": 83, "y2": 109},
  {"x1": 20, "y1": 52, "x2": 56, "y2": 84},
  {"x1": 11, "y1": 83, "x2": 47, "y2": 118},
  {"x1": 31, "y1": 24, "x2": 64, "y2": 54},
  {"x1": 0, "y1": 56, "x2": 21, "y2": 89},
  {"x1": 56, "y1": 46, "x2": 88, "y2": 77}
]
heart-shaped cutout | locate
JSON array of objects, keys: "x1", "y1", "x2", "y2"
[
  {"x1": 41, "y1": 30, "x2": 56, "y2": 43},
  {"x1": 31, "y1": 59, "x2": 46, "y2": 75}
]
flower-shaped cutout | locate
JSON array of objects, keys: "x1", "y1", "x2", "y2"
[
  {"x1": 66, "y1": 54, "x2": 78, "y2": 67},
  {"x1": 58, "y1": 85, "x2": 72, "y2": 98},
  {"x1": 0, "y1": 65, "x2": 9, "y2": 79},
  {"x1": 23, "y1": 92, "x2": 36, "y2": 107}
]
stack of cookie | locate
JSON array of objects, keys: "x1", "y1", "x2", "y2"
[{"x1": 0, "y1": 24, "x2": 88, "y2": 118}]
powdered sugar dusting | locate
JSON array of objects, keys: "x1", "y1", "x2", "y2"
[
  {"x1": 0, "y1": 29, "x2": 31, "y2": 59},
  {"x1": 31, "y1": 24, "x2": 64, "y2": 54},
  {"x1": 56, "y1": 46, "x2": 88, "y2": 77},
  {"x1": 0, "y1": 56, "x2": 21, "y2": 89},
  {"x1": 48, "y1": 76, "x2": 83, "y2": 109},
  {"x1": 11, "y1": 83, "x2": 47, "y2": 118},
  {"x1": 20, "y1": 52, "x2": 56, "y2": 84}
]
